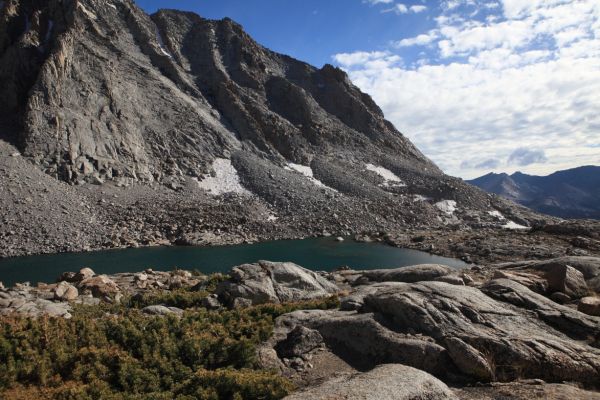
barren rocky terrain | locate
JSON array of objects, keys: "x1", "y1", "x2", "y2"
[
  {"x1": 1, "y1": 258, "x2": 599, "y2": 398},
  {"x1": 1, "y1": 0, "x2": 600, "y2": 399}
]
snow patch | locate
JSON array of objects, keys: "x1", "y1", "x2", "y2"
[
  {"x1": 365, "y1": 163, "x2": 406, "y2": 187},
  {"x1": 435, "y1": 200, "x2": 457, "y2": 214},
  {"x1": 155, "y1": 27, "x2": 173, "y2": 58},
  {"x1": 502, "y1": 221, "x2": 529, "y2": 230},
  {"x1": 267, "y1": 214, "x2": 278, "y2": 222},
  {"x1": 78, "y1": 3, "x2": 97, "y2": 20},
  {"x1": 195, "y1": 158, "x2": 251, "y2": 196},
  {"x1": 108, "y1": 2, "x2": 117, "y2": 10},
  {"x1": 413, "y1": 194, "x2": 432, "y2": 202},
  {"x1": 287, "y1": 163, "x2": 336, "y2": 191},
  {"x1": 488, "y1": 210, "x2": 506, "y2": 220}
]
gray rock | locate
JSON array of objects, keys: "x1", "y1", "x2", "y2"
[
  {"x1": 142, "y1": 305, "x2": 184, "y2": 316},
  {"x1": 276, "y1": 309, "x2": 451, "y2": 376},
  {"x1": 75, "y1": 268, "x2": 96, "y2": 281},
  {"x1": 78, "y1": 275, "x2": 120, "y2": 299},
  {"x1": 361, "y1": 264, "x2": 452, "y2": 283},
  {"x1": 531, "y1": 257, "x2": 600, "y2": 280},
  {"x1": 216, "y1": 261, "x2": 339, "y2": 306},
  {"x1": 283, "y1": 364, "x2": 458, "y2": 400},
  {"x1": 444, "y1": 337, "x2": 494, "y2": 382},
  {"x1": 279, "y1": 280, "x2": 600, "y2": 385},
  {"x1": 544, "y1": 264, "x2": 589, "y2": 299},
  {"x1": 549, "y1": 291, "x2": 571, "y2": 304},
  {"x1": 54, "y1": 281, "x2": 79, "y2": 301},
  {"x1": 578, "y1": 297, "x2": 600, "y2": 317},
  {"x1": 434, "y1": 275, "x2": 465, "y2": 285},
  {"x1": 275, "y1": 326, "x2": 324, "y2": 359},
  {"x1": 201, "y1": 294, "x2": 221, "y2": 310}
]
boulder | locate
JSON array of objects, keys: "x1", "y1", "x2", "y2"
[
  {"x1": 78, "y1": 275, "x2": 119, "y2": 298},
  {"x1": 275, "y1": 326, "x2": 324, "y2": 359},
  {"x1": 142, "y1": 305, "x2": 184, "y2": 316},
  {"x1": 216, "y1": 261, "x2": 339, "y2": 306},
  {"x1": 444, "y1": 337, "x2": 494, "y2": 382},
  {"x1": 531, "y1": 257, "x2": 600, "y2": 280},
  {"x1": 277, "y1": 280, "x2": 600, "y2": 385},
  {"x1": 492, "y1": 270, "x2": 548, "y2": 293},
  {"x1": 201, "y1": 294, "x2": 221, "y2": 310},
  {"x1": 360, "y1": 264, "x2": 452, "y2": 283},
  {"x1": 54, "y1": 281, "x2": 79, "y2": 301},
  {"x1": 578, "y1": 297, "x2": 600, "y2": 317},
  {"x1": 544, "y1": 264, "x2": 588, "y2": 298},
  {"x1": 75, "y1": 267, "x2": 96, "y2": 281},
  {"x1": 275, "y1": 309, "x2": 451, "y2": 376},
  {"x1": 283, "y1": 364, "x2": 458, "y2": 400},
  {"x1": 434, "y1": 275, "x2": 465, "y2": 285}
]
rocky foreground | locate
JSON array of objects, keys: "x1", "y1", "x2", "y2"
[{"x1": 1, "y1": 257, "x2": 599, "y2": 399}]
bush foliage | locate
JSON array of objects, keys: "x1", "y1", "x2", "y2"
[{"x1": 0, "y1": 288, "x2": 339, "y2": 399}]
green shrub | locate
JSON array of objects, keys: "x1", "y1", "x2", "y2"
[{"x1": 0, "y1": 293, "x2": 338, "y2": 399}]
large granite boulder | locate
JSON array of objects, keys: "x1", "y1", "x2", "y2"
[
  {"x1": 283, "y1": 364, "x2": 458, "y2": 400},
  {"x1": 216, "y1": 261, "x2": 339, "y2": 307},
  {"x1": 272, "y1": 280, "x2": 600, "y2": 385},
  {"x1": 499, "y1": 256, "x2": 600, "y2": 293},
  {"x1": 360, "y1": 264, "x2": 452, "y2": 284}
]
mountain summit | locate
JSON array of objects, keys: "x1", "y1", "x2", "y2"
[
  {"x1": 0, "y1": 0, "x2": 542, "y2": 257},
  {"x1": 468, "y1": 166, "x2": 600, "y2": 219}
]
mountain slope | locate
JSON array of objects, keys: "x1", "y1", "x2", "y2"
[
  {"x1": 469, "y1": 166, "x2": 600, "y2": 219},
  {"x1": 0, "y1": 0, "x2": 549, "y2": 257}
]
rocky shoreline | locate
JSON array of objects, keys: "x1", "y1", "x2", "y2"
[{"x1": 1, "y1": 256, "x2": 599, "y2": 399}]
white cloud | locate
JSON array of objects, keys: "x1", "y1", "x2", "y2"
[
  {"x1": 333, "y1": 0, "x2": 600, "y2": 178},
  {"x1": 391, "y1": 4, "x2": 409, "y2": 14},
  {"x1": 410, "y1": 5, "x2": 427, "y2": 13},
  {"x1": 364, "y1": 0, "x2": 394, "y2": 4},
  {"x1": 382, "y1": 3, "x2": 428, "y2": 15},
  {"x1": 333, "y1": 51, "x2": 401, "y2": 69},
  {"x1": 395, "y1": 31, "x2": 439, "y2": 47}
]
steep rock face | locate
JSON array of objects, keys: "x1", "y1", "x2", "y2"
[
  {"x1": 0, "y1": 0, "x2": 560, "y2": 258},
  {"x1": 0, "y1": 0, "x2": 495, "y2": 203}
]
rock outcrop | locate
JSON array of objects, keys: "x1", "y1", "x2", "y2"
[
  {"x1": 0, "y1": 0, "x2": 557, "y2": 258},
  {"x1": 283, "y1": 364, "x2": 458, "y2": 400},
  {"x1": 266, "y1": 278, "x2": 600, "y2": 387},
  {"x1": 216, "y1": 261, "x2": 339, "y2": 307}
]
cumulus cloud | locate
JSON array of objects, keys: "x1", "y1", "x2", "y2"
[
  {"x1": 382, "y1": 3, "x2": 427, "y2": 15},
  {"x1": 476, "y1": 158, "x2": 502, "y2": 169},
  {"x1": 395, "y1": 31, "x2": 439, "y2": 47},
  {"x1": 363, "y1": 0, "x2": 394, "y2": 4},
  {"x1": 337, "y1": 0, "x2": 600, "y2": 178},
  {"x1": 508, "y1": 148, "x2": 548, "y2": 166}
]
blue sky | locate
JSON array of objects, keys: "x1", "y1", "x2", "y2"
[
  {"x1": 137, "y1": 1, "x2": 600, "y2": 179},
  {"x1": 137, "y1": 0, "x2": 437, "y2": 67}
]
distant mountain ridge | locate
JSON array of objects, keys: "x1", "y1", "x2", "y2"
[{"x1": 468, "y1": 166, "x2": 600, "y2": 219}]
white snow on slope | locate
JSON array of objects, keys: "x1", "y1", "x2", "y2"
[
  {"x1": 502, "y1": 221, "x2": 529, "y2": 230},
  {"x1": 365, "y1": 163, "x2": 406, "y2": 187},
  {"x1": 287, "y1": 163, "x2": 337, "y2": 191},
  {"x1": 413, "y1": 194, "x2": 432, "y2": 202},
  {"x1": 435, "y1": 200, "x2": 457, "y2": 215},
  {"x1": 195, "y1": 158, "x2": 251, "y2": 196},
  {"x1": 155, "y1": 27, "x2": 173, "y2": 58},
  {"x1": 488, "y1": 210, "x2": 506, "y2": 220}
]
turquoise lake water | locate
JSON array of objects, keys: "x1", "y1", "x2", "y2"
[{"x1": 0, "y1": 237, "x2": 466, "y2": 286}]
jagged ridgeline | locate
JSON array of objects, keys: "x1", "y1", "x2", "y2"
[
  {"x1": 0, "y1": 0, "x2": 546, "y2": 251},
  {"x1": 1, "y1": 0, "x2": 432, "y2": 179},
  {"x1": 0, "y1": 0, "x2": 473, "y2": 191}
]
